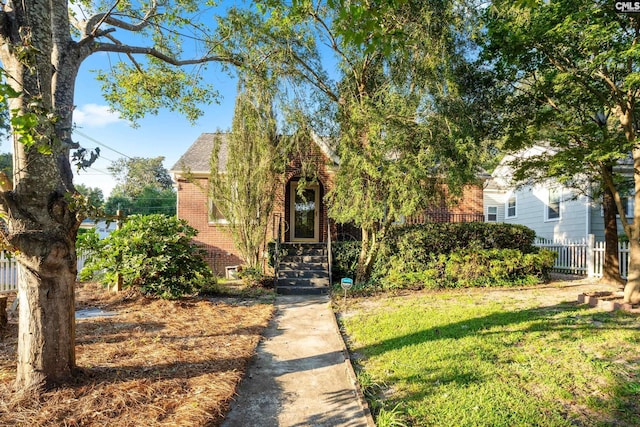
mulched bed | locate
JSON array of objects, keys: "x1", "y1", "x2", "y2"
[{"x1": 0, "y1": 282, "x2": 274, "y2": 426}]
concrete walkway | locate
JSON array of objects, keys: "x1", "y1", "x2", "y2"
[{"x1": 221, "y1": 295, "x2": 375, "y2": 427}]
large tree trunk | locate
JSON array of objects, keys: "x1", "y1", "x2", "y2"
[
  {"x1": 624, "y1": 145, "x2": 640, "y2": 303},
  {"x1": 624, "y1": 237, "x2": 640, "y2": 303},
  {"x1": 10, "y1": 118, "x2": 80, "y2": 391},
  {"x1": 0, "y1": 0, "x2": 82, "y2": 391},
  {"x1": 602, "y1": 178, "x2": 624, "y2": 286}
]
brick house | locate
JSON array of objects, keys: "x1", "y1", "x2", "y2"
[
  {"x1": 171, "y1": 132, "x2": 338, "y2": 275},
  {"x1": 171, "y1": 132, "x2": 486, "y2": 276}
]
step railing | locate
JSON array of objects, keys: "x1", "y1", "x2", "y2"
[
  {"x1": 327, "y1": 219, "x2": 332, "y2": 287},
  {"x1": 273, "y1": 214, "x2": 282, "y2": 288}
]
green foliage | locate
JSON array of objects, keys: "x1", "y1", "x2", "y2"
[
  {"x1": 75, "y1": 184, "x2": 104, "y2": 208},
  {"x1": 381, "y1": 249, "x2": 556, "y2": 290},
  {"x1": 331, "y1": 241, "x2": 361, "y2": 280},
  {"x1": 0, "y1": 152, "x2": 12, "y2": 176},
  {"x1": 108, "y1": 157, "x2": 174, "y2": 198},
  {"x1": 375, "y1": 223, "x2": 537, "y2": 276},
  {"x1": 208, "y1": 80, "x2": 283, "y2": 269},
  {"x1": 375, "y1": 404, "x2": 408, "y2": 427},
  {"x1": 215, "y1": 0, "x2": 494, "y2": 283},
  {"x1": 96, "y1": 62, "x2": 218, "y2": 126},
  {"x1": 76, "y1": 227, "x2": 102, "y2": 272},
  {"x1": 104, "y1": 186, "x2": 176, "y2": 216},
  {"x1": 236, "y1": 266, "x2": 269, "y2": 288},
  {"x1": 481, "y1": 0, "x2": 639, "y2": 233},
  {"x1": 76, "y1": 227, "x2": 101, "y2": 254},
  {"x1": 80, "y1": 214, "x2": 213, "y2": 299},
  {"x1": 480, "y1": 0, "x2": 640, "y2": 290},
  {"x1": 369, "y1": 223, "x2": 553, "y2": 290}
]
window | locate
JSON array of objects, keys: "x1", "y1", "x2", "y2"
[
  {"x1": 486, "y1": 206, "x2": 498, "y2": 222},
  {"x1": 600, "y1": 192, "x2": 635, "y2": 218},
  {"x1": 208, "y1": 199, "x2": 228, "y2": 224},
  {"x1": 546, "y1": 187, "x2": 561, "y2": 221},
  {"x1": 621, "y1": 194, "x2": 635, "y2": 218},
  {"x1": 506, "y1": 195, "x2": 517, "y2": 218}
]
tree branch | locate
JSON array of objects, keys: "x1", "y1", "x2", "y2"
[
  {"x1": 84, "y1": 0, "x2": 157, "y2": 37},
  {"x1": 285, "y1": 46, "x2": 339, "y2": 103},
  {"x1": 91, "y1": 42, "x2": 242, "y2": 67}
]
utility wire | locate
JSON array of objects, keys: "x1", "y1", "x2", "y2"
[{"x1": 74, "y1": 130, "x2": 133, "y2": 160}]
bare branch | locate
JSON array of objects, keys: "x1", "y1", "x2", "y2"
[
  {"x1": 83, "y1": 0, "x2": 157, "y2": 37},
  {"x1": 285, "y1": 46, "x2": 339, "y2": 103},
  {"x1": 91, "y1": 42, "x2": 242, "y2": 67},
  {"x1": 102, "y1": 33, "x2": 145, "y2": 73}
]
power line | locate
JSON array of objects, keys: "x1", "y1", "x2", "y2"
[{"x1": 74, "y1": 130, "x2": 133, "y2": 160}]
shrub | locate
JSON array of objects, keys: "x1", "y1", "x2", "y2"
[
  {"x1": 331, "y1": 241, "x2": 361, "y2": 280},
  {"x1": 80, "y1": 214, "x2": 214, "y2": 299},
  {"x1": 380, "y1": 249, "x2": 556, "y2": 290},
  {"x1": 374, "y1": 222, "x2": 538, "y2": 279}
]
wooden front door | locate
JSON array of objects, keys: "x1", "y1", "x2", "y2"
[{"x1": 290, "y1": 182, "x2": 320, "y2": 242}]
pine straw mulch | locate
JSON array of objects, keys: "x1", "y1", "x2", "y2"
[{"x1": 0, "y1": 282, "x2": 275, "y2": 426}]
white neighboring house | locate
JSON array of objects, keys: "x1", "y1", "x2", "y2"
[
  {"x1": 79, "y1": 219, "x2": 118, "y2": 239},
  {"x1": 484, "y1": 145, "x2": 632, "y2": 242}
]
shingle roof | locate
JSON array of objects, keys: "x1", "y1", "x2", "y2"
[{"x1": 170, "y1": 133, "x2": 229, "y2": 174}]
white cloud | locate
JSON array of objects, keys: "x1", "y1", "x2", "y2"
[{"x1": 73, "y1": 104, "x2": 123, "y2": 127}]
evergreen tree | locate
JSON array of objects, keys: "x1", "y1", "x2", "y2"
[{"x1": 209, "y1": 80, "x2": 282, "y2": 270}]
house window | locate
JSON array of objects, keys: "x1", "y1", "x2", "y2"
[
  {"x1": 486, "y1": 206, "x2": 498, "y2": 222},
  {"x1": 546, "y1": 187, "x2": 561, "y2": 221},
  {"x1": 208, "y1": 199, "x2": 228, "y2": 224},
  {"x1": 599, "y1": 192, "x2": 635, "y2": 218},
  {"x1": 506, "y1": 195, "x2": 517, "y2": 218},
  {"x1": 621, "y1": 194, "x2": 635, "y2": 218}
]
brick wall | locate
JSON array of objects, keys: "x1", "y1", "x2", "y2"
[
  {"x1": 408, "y1": 183, "x2": 485, "y2": 224},
  {"x1": 176, "y1": 176, "x2": 242, "y2": 276}
]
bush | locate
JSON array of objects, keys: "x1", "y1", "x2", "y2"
[
  {"x1": 369, "y1": 222, "x2": 555, "y2": 290},
  {"x1": 80, "y1": 214, "x2": 214, "y2": 299},
  {"x1": 331, "y1": 241, "x2": 361, "y2": 280},
  {"x1": 374, "y1": 222, "x2": 538, "y2": 279},
  {"x1": 380, "y1": 249, "x2": 556, "y2": 290}
]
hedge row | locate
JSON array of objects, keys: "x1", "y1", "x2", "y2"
[
  {"x1": 380, "y1": 248, "x2": 556, "y2": 290},
  {"x1": 331, "y1": 222, "x2": 555, "y2": 290}
]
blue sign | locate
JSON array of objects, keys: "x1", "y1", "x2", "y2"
[{"x1": 340, "y1": 277, "x2": 353, "y2": 289}]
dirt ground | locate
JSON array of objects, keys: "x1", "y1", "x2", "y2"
[{"x1": 0, "y1": 282, "x2": 274, "y2": 427}]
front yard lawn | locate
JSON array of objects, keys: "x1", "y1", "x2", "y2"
[{"x1": 338, "y1": 280, "x2": 640, "y2": 426}]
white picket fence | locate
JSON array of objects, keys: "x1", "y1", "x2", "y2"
[
  {"x1": 0, "y1": 251, "x2": 88, "y2": 293},
  {"x1": 535, "y1": 235, "x2": 630, "y2": 279}
]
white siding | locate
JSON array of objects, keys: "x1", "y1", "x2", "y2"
[
  {"x1": 483, "y1": 189, "x2": 506, "y2": 223},
  {"x1": 589, "y1": 202, "x2": 631, "y2": 241},
  {"x1": 501, "y1": 184, "x2": 588, "y2": 241}
]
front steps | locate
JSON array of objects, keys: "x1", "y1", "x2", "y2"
[{"x1": 277, "y1": 243, "x2": 330, "y2": 295}]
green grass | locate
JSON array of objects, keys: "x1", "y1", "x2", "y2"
[{"x1": 339, "y1": 290, "x2": 640, "y2": 426}]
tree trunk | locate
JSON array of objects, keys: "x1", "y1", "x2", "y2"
[
  {"x1": 602, "y1": 181, "x2": 623, "y2": 286},
  {"x1": 624, "y1": 237, "x2": 640, "y2": 303},
  {"x1": 624, "y1": 145, "x2": 640, "y2": 304},
  {"x1": 15, "y1": 240, "x2": 77, "y2": 390},
  {"x1": 0, "y1": 0, "x2": 82, "y2": 391},
  {"x1": 355, "y1": 224, "x2": 379, "y2": 284}
]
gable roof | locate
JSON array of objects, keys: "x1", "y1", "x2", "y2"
[
  {"x1": 171, "y1": 132, "x2": 339, "y2": 177},
  {"x1": 170, "y1": 133, "x2": 228, "y2": 175}
]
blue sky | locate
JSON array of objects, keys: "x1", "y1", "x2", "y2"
[{"x1": 67, "y1": 52, "x2": 239, "y2": 197}]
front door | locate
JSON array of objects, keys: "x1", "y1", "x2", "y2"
[{"x1": 290, "y1": 182, "x2": 320, "y2": 242}]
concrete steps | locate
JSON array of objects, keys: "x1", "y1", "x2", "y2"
[{"x1": 277, "y1": 243, "x2": 330, "y2": 295}]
